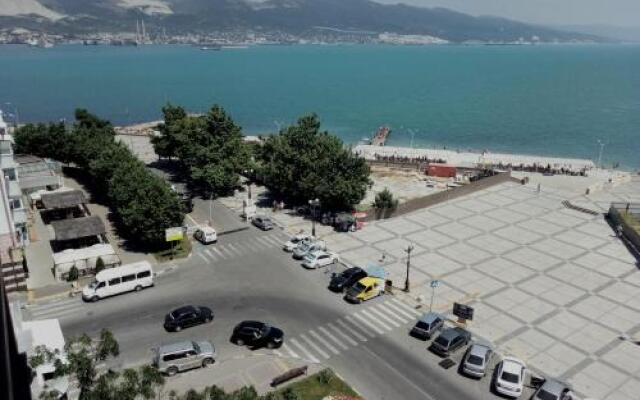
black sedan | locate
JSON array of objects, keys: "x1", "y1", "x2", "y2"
[
  {"x1": 328, "y1": 267, "x2": 367, "y2": 292},
  {"x1": 231, "y1": 321, "x2": 284, "y2": 349},
  {"x1": 163, "y1": 305, "x2": 213, "y2": 332}
]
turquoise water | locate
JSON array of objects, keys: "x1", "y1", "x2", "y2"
[{"x1": 0, "y1": 44, "x2": 639, "y2": 168}]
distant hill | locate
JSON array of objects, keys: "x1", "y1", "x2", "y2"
[
  {"x1": 0, "y1": 0, "x2": 605, "y2": 42},
  {"x1": 556, "y1": 24, "x2": 640, "y2": 43}
]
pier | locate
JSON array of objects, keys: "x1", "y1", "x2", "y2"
[{"x1": 370, "y1": 126, "x2": 391, "y2": 146}]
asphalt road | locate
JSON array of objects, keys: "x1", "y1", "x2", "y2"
[{"x1": 26, "y1": 203, "x2": 532, "y2": 400}]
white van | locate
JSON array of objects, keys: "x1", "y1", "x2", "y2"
[{"x1": 82, "y1": 261, "x2": 154, "y2": 302}]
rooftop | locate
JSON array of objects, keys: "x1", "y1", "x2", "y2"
[
  {"x1": 51, "y1": 215, "x2": 105, "y2": 241},
  {"x1": 41, "y1": 189, "x2": 86, "y2": 209}
]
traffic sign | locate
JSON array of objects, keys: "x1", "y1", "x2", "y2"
[{"x1": 430, "y1": 280, "x2": 441, "y2": 288}]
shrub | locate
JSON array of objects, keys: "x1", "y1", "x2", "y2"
[
  {"x1": 67, "y1": 266, "x2": 79, "y2": 282},
  {"x1": 95, "y1": 257, "x2": 105, "y2": 274}
]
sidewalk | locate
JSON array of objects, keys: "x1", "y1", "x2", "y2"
[{"x1": 162, "y1": 354, "x2": 321, "y2": 396}]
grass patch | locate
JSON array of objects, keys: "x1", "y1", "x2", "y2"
[
  {"x1": 153, "y1": 236, "x2": 192, "y2": 262},
  {"x1": 620, "y1": 212, "x2": 640, "y2": 234},
  {"x1": 276, "y1": 369, "x2": 360, "y2": 400}
]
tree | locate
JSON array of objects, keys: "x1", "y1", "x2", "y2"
[
  {"x1": 31, "y1": 330, "x2": 164, "y2": 400},
  {"x1": 373, "y1": 188, "x2": 399, "y2": 219},
  {"x1": 259, "y1": 114, "x2": 370, "y2": 210},
  {"x1": 67, "y1": 266, "x2": 79, "y2": 283},
  {"x1": 95, "y1": 257, "x2": 106, "y2": 274}
]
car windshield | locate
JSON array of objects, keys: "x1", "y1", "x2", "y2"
[
  {"x1": 291, "y1": 237, "x2": 301, "y2": 243},
  {"x1": 467, "y1": 354, "x2": 484, "y2": 366},
  {"x1": 260, "y1": 324, "x2": 271, "y2": 336},
  {"x1": 298, "y1": 243, "x2": 311, "y2": 252},
  {"x1": 191, "y1": 342, "x2": 200, "y2": 352},
  {"x1": 353, "y1": 282, "x2": 366, "y2": 292},
  {"x1": 536, "y1": 389, "x2": 559, "y2": 400},
  {"x1": 415, "y1": 321, "x2": 431, "y2": 330},
  {"x1": 88, "y1": 280, "x2": 99, "y2": 289},
  {"x1": 434, "y1": 336, "x2": 449, "y2": 346},
  {"x1": 501, "y1": 371, "x2": 520, "y2": 384}
]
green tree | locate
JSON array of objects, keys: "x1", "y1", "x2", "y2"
[
  {"x1": 67, "y1": 266, "x2": 79, "y2": 283},
  {"x1": 372, "y1": 188, "x2": 399, "y2": 219},
  {"x1": 152, "y1": 104, "x2": 188, "y2": 159},
  {"x1": 95, "y1": 257, "x2": 106, "y2": 274},
  {"x1": 259, "y1": 114, "x2": 370, "y2": 210}
]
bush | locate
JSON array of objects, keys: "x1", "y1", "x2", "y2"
[
  {"x1": 95, "y1": 257, "x2": 105, "y2": 274},
  {"x1": 373, "y1": 188, "x2": 398, "y2": 219},
  {"x1": 317, "y1": 369, "x2": 332, "y2": 385},
  {"x1": 67, "y1": 266, "x2": 79, "y2": 282}
]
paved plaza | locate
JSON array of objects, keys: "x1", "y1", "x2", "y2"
[{"x1": 317, "y1": 177, "x2": 640, "y2": 400}]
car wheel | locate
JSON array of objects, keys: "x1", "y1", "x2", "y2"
[
  {"x1": 91, "y1": 296, "x2": 99, "y2": 302},
  {"x1": 134, "y1": 285, "x2": 142, "y2": 292},
  {"x1": 236, "y1": 339, "x2": 245, "y2": 346},
  {"x1": 266, "y1": 341, "x2": 276, "y2": 349},
  {"x1": 166, "y1": 366, "x2": 178, "y2": 376},
  {"x1": 202, "y1": 358, "x2": 214, "y2": 367},
  {"x1": 175, "y1": 326, "x2": 181, "y2": 332},
  {"x1": 206, "y1": 316, "x2": 213, "y2": 323}
]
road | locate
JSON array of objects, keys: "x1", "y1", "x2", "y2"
[{"x1": 25, "y1": 203, "x2": 533, "y2": 400}]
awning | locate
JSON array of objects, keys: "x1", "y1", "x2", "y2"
[{"x1": 41, "y1": 189, "x2": 86, "y2": 210}]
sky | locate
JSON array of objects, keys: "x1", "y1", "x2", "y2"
[{"x1": 374, "y1": 0, "x2": 640, "y2": 27}]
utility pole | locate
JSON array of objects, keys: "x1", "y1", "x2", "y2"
[
  {"x1": 404, "y1": 244, "x2": 414, "y2": 292},
  {"x1": 429, "y1": 280, "x2": 440, "y2": 312},
  {"x1": 309, "y1": 198, "x2": 320, "y2": 237}
]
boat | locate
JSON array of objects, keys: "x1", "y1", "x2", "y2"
[{"x1": 200, "y1": 45, "x2": 221, "y2": 51}]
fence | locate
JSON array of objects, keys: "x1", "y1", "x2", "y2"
[{"x1": 366, "y1": 172, "x2": 515, "y2": 221}]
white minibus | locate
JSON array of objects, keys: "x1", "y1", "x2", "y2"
[{"x1": 82, "y1": 261, "x2": 154, "y2": 302}]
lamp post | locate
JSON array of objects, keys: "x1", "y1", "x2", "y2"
[
  {"x1": 597, "y1": 139, "x2": 605, "y2": 169},
  {"x1": 429, "y1": 280, "x2": 440, "y2": 312},
  {"x1": 404, "y1": 244, "x2": 414, "y2": 292},
  {"x1": 309, "y1": 198, "x2": 320, "y2": 237},
  {"x1": 208, "y1": 185, "x2": 214, "y2": 225}
]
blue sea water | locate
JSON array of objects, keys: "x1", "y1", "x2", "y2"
[{"x1": 0, "y1": 44, "x2": 639, "y2": 168}]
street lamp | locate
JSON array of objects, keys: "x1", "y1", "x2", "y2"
[
  {"x1": 309, "y1": 198, "x2": 320, "y2": 237},
  {"x1": 429, "y1": 280, "x2": 440, "y2": 312},
  {"x1": 597, "y1": 139, "x2": 605, "y2": 169},
  {"x1": 404, "y1": 244, "x2": 414, "y2": 292}
]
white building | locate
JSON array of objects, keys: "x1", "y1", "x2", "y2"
[{"x1": 0, "y1": 110, "x2": 28, "y2": 292}]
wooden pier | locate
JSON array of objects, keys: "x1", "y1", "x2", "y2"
[{"x1": 371, "y1": 126, "x2": 391, "y2": 146}]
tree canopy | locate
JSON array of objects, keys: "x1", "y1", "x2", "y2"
[
  {"x1": 151, "y1": 104, "x2": 251, "y2": 197},
  {"x1": 259, "y1": 114, "x2": 370, "y2": 210},
  {"x1": 372, "y1": 188, "x2": 399, "y2": 219},
  {"x1": 15, "y1": 110, "x2": 184, "y2": 246}
]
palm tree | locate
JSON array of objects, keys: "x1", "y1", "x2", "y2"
[{"x1": 373, "y1": 188, "x2": 398, "y2": 219}]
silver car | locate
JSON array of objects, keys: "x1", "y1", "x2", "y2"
[
  {"x1": 461, "y1": 343, "x2": 493, "y2": 378},
  {"x1": 292, "y1": 240, "x2": 326, "y2": 259},
  {"x1": 153, "y1": 340, "x2": 216, "y2": 376},
  {"x1": 532, "y1": 379, "x2": 573, "y2": 400}
]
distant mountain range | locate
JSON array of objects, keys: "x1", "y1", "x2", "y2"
[{"x1": 0, "y1": 0, "x2": 606, "y2": 42}]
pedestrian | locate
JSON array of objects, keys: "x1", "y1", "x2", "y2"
[
  {"x1": 537, "y1": 183, "x2": 541, "y2": 194},
  {"x1": 379, "y1": 252, "x2": 386, "y2": 263},
  {"x1": 272, "y1": 199, "x2": 278, "y2": 212}
]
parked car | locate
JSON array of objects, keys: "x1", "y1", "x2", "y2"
[
  {"x1": 164, "y1": 305, "x2": 214, "y2": 332},
  {"x1": 429, "y1": 327, "x2": 471, "y2": 357},
  {"x1": 153, "y1": 340, "x2": 215, "y2": 376},
  {"x1": 302, "y1": 250, "x2": 339, "y2": 269},
  {"x1": 282, "y1": 233, "x2": 312, "y2": 252},
  {"x1": 461, "y1": 343, "x2": 494, "y2": 378},
  {"x1": 194, "y1": 227, "x2": 217, "y2": 244},
  {"x1": 531, "y1": 379, "x2": 573, "y2": 400},
  {"x1": 328, "y1": 267, "x2": 367, "y2": 292},
  {"x1": 231, "y1": 321, "x2": 284, "y2": 349},
  {"x1": 292, "y1": 240, "x2": 326, "y2": 259},
  {"x1": 494, "y1": 357, "x2": 527, "y2": 398},
  {"x1": 409, "y1": 312, "x2": 444, "y2": 340},
  {"x1": 344, "y1": 276, "x2": 385, "y2": 303},
  {"x1": 252, "y1": 215, "x2": 274, "y2": 230}
]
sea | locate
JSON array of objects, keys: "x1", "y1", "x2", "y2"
[{"x1": 0, "y1": 44, "x2": 639, "y2": 169}]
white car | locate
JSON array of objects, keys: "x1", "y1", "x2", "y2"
[
  {"x1": 194, "y1": 227, "x2": 217, "y2": 244},
  {"x1": 282, "y1": 234, "x2": 312, "y2": 252},
  {"x1": 302, "y1": 250, "x2": 339, "y2": 269},
  {"x1": 494, "y1": 357, "x2": 527, "y2": 398}
]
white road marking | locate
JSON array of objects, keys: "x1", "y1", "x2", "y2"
[
  {"x1": 318, "y1": 326, "x2": 349, "y2": 350},
  {"x1": 299, "y1": 333, "x2": 330, "y2": 359},
  {"x1": 29, "y1": 300, "x2": 84, "y2": 319},
  {"x1": 351, "y1": 313, "x2": 385, "y2": 335},
  {"x1": 359, "y1": 309, "x2": 393, "y2": 332},
  {"x1": 226, "y1": 243, "x2": 243, "y2": 256},
  {"x1": 211, "y1": 247, "x2": 226, "y2": 258},
  {"x1": 250, "y1": 237, "x2": 269, "y2": 250},
  {"x1": 390, "y1": 298, "x2": 421, "y2": 315},
  {"x1": 382, "y1": 300, "x2": 416, "y2": 321},
  {"x1": 328, "y1": 323, "x2": 359, "y2": 346},
  {"x1": 339, "y1": 317, "x2": 374, "y2": 339},
  {"x1": 255, "y1": 236, "x2": 273, "y2": 247},
  {"x1": 309, "y1": 329, "x2": 340, "y2": 355},
  {"x1": 263, "y1": 235, "x2": 282, "y2": 246},
  {"x1": 367, "y1": 306, "x2": 401, "y2": 328},
  {"x1": 329, "y1": 319, "x2": 367, "y2": 346},
  {"x1": 272, "y1": 349, "x2": 282, "y2": 357},
  {"x1": 204, "y1": 249, "x2": 216, "y2": 260},
  {"x1": 289, "y1": 338, "x2": 319, "y2": 363},
  {"x1": 375, "y1": 303, "x2": 411, "y2": 324},
  {"x1": 281, "y1": 343, "x2": 300, "y2": 359},
  {"x1": 198, "y1": 253, "x2": 209, "y2": 262}
]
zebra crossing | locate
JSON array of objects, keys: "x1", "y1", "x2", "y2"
[
  {"x1": 196, "y1": 233, "x2": 287, "y2": 263},
  {"x1": 269, "y1": 297, "x2": 421, "y2": 363},
  {"x1": 24, "y1": 297, "x2": 86, "y2": 320}
]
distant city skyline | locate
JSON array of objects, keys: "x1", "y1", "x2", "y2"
[{"x1": 374, "y1": 0, "x2": 640, "y2": 27}]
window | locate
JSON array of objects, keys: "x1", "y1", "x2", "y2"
[
  {"x1": 97, "y1": 281, "x2": 106, "y2": 289},
  {"x1": 9, "y1": 198, "x2": 21, "y2": 210},
  {"x1": 163, "y1": 352, "x2": 187, "y2": 362},
  {"x1": 108, "y1": 277, "x2": 121, "y2": 286},
  {"x1": 122, "y1": 274, "x2": 136, "y2": 283},
  {"x1": 137, "y1": 270, "x2": 151, "y2": 279}
]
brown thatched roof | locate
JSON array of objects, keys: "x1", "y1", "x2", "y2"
[
  {"x1": 51, "y1": 216, "x2": 105, "y2": 241},
  {"x1": 41, "y1": 190, "x2": 86, "y2": 210}
]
